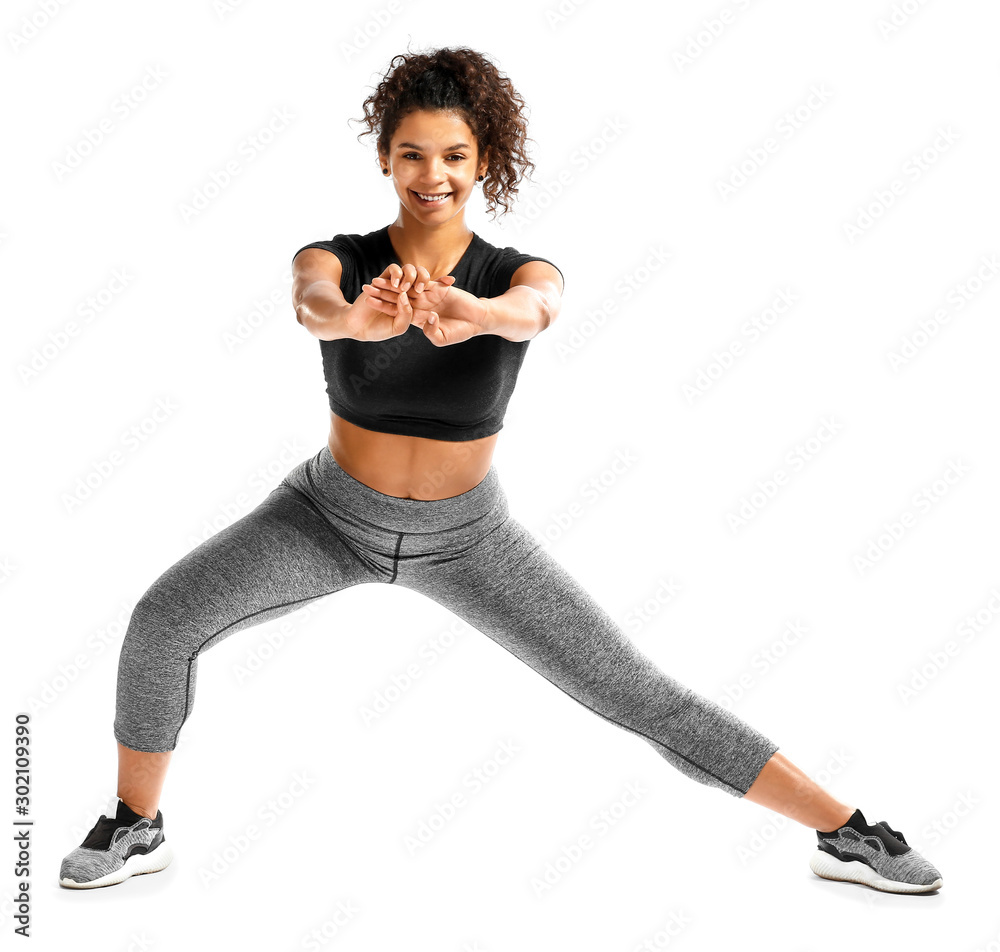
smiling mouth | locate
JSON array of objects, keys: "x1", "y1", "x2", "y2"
[{"x1": 412, "y1": 190, "x2": 452, "y2": 202}]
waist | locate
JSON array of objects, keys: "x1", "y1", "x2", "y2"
[
  {"x1": 327, "y1": 411, "x2": 499, "y2": 500},
  {"x1": 301, "y1": 444, "x2": 504, "y2": 534}
]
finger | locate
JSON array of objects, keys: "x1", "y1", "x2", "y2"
[
  {"x1": 363, "y1": 294, "x2": 389, "y2": 314},
  {"x1": 414, "y1": 266, "x2": 430, "y2": 294},
  {"x1": 400, "y1": 263, "x2": 416, "y2": 291},
  {"x1": 389, "y1": 264, "x2": 402, "y2": 288},
  {"x1": 362, "y1": 283, "x2": 390, "y2": 305},
  {"x1": 423, "y1": 318, "x2": 445, "y2": 346}
]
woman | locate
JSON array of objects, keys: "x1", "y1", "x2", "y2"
[{"x1": 59, "y1": 46, "x2": 942, "y2": 895}]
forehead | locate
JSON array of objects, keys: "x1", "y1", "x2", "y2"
[{"x1": 391, "y1": 109, "x2": 474, "y2": 146}]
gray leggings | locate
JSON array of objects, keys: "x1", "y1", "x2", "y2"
[{"x1": 115, "y1": 445, "x2": 779, "y2": 797}]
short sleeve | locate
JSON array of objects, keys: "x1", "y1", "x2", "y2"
[
  {"x1": 494, "y1": 249, "x2": 565, "y2": 296},
  {"x1": 291, "y1": 237, "x2": 355, "y2": 294}
]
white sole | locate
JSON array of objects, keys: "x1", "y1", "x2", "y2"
[
  {"x1": 60, "y1": 841, "x2": 173, "y2": 889},
  {"x1": 809, "y1": 848, "x2": 942, "y2": 894}
]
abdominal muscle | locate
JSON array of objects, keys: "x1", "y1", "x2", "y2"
[{"x1": 327, "y1": 411, "x2": 500, "y2": 500}]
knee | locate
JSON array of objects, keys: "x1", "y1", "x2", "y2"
[{"x1": 121, "y1": 579, "x2": 199, "y2": 660}]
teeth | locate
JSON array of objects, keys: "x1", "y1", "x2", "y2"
[{"x1": 416, "y1": 192, "x2": 449, "y2": 201}]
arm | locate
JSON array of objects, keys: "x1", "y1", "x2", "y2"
[
  {"x1": 292, "y1": 248, "x2": 352, "y2": 341},
  {"x1": 292, "y1": 248, "x2": 413, "y2": 342},
  {"x1": 447, "y1": 260, "x2": 565, "y2": 343},
  {"x1": 479, "y1": 260, "x2": 564, "y2": 342}
]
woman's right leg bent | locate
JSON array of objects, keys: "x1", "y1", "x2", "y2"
[{"x1": 114, "y1": 481, "x2": 376, "y2": 752}]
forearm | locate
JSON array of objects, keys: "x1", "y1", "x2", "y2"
[
  {"x1": 471, "y1": 286, "x2": 551, "y2": 342},
  {"x1": 294, "y1": 284, "x2": 355, "y2": 341}
]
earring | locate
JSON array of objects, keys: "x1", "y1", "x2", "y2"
[
  {"x1": 382, "y1": 168, "x2": 389, "y2": 175},
  {"x1": 477, "y1": 175, "x2": 484, "y2": 181}
]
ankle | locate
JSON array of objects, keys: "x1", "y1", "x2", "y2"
[
  {"x1": 118, "y1": 796, "x2": 158, "y2": 821},
  {"x1": 817, "y1": 805, "x2": 858, "y2": 834}
]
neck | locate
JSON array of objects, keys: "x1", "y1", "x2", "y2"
[{"x1": 386, "y1": 212, "x2": 474, "y2": 278}]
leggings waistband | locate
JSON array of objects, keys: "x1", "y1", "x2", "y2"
[{"x1": 286, "y1": 445, "x2": 504, "y2": 534}]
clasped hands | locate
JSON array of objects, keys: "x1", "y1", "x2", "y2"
[{"x1": 360, "y1": 262, "x2": 487, "y2": 346}]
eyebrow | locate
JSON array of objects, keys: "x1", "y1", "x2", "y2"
[{"x1": 395, "y1": 142, "x2": 471, "y2": 151}]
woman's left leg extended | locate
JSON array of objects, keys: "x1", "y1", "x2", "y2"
[{"x1": 399, "y1": 512, "x2": 779, "y2": 798}]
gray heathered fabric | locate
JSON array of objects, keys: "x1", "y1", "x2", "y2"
[
  {"x1": 820, "y1": 825, "x2": 942, "y2": 886},
  {"x1": 115, "y1": 446, "x2": 779, "y2": 796},
  {"x1": 60, "y1": 816, "x2": 160, "y2": 883}
]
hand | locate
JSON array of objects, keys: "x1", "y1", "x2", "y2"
[
  {"x1": 343, "y1": 263, "x2": 417, "y2": 341},
  {"x1": 364, "y1": 264, "x2": 457, "y2": 334},
  {"x1": 366, "y1": 264, "x2": 487, "y2": 347}
]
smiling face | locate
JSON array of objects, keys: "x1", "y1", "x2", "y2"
[{"x1": 379, "y1": 109, "x2": 489, "y2": 225}]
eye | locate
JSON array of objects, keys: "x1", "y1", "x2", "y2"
[{"x1": 401, "y1": 153, "x2": 466, "y2": 161}]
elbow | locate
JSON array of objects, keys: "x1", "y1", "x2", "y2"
[{"x1": 533, "y1": 291, "x2": 557, "y2": 339}]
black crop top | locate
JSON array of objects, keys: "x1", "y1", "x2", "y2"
[{"x1": 292, "y1": 226, "x2": 564, "y2": 442}]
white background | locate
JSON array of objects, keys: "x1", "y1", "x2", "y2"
[{"x1": 3, "y1": 0, "x2": 999, "y2": 949}]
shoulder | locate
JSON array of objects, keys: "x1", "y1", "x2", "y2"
[{"x1": 475, "y1": 235, "x2": 565, "y2": 295}]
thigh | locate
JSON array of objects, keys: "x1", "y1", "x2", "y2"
[
  {"x1": 402, "y1": 514, "x2": 778, "y2": 796},
  {"x1": 124, "y1": 483, "x2": 375, "y2": 656},
  {"x1": 116, "y1": 483, "x2": 377, "y2": 750},
  {"x1": 402, "y1": 514, "x2": 675, "y2": 716}
]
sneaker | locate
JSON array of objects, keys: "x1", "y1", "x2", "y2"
[
  {"x1": 809, "y1": 808, "x2": 942, "y2": 894},
  {"x1": 59, "y1": 796, "x2": 172, "y2": 889}
]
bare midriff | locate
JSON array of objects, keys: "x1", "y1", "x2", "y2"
[{"x1": 327, "y1": 411, "x2": 499, "y2": 500}]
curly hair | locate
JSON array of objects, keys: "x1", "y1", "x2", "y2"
[{"x1": 352, "y1": 45, "x2": 536, "y2": 220}]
